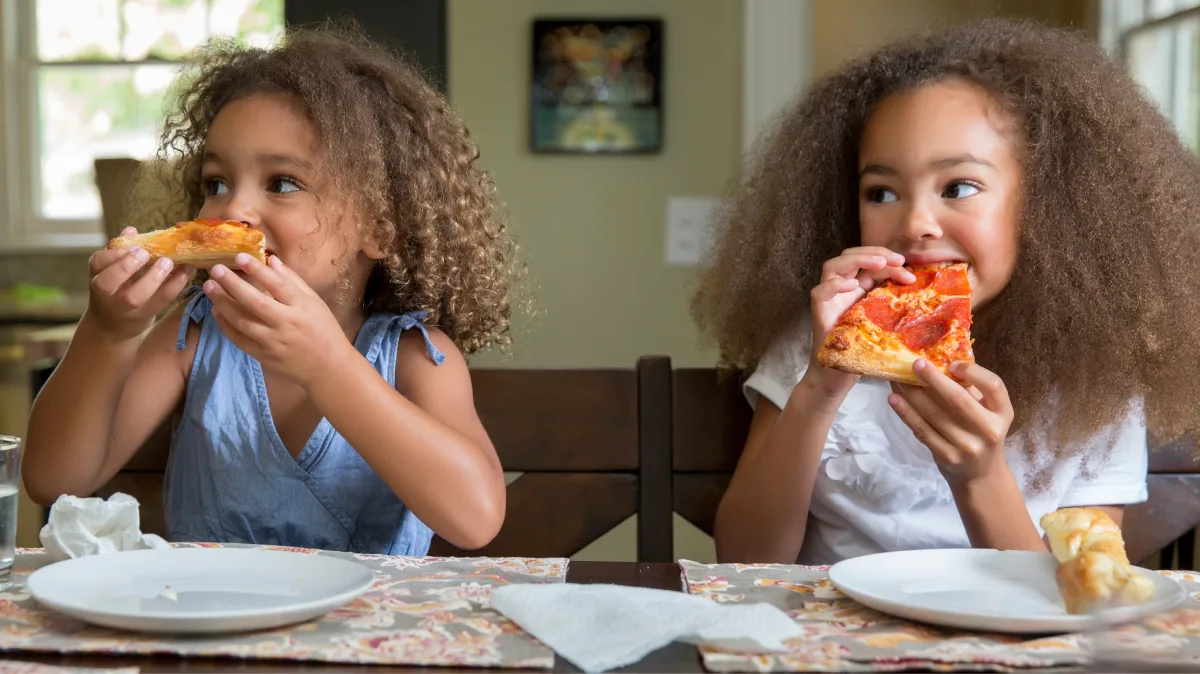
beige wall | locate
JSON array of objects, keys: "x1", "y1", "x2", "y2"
[
  {"x1": 813, "y1": 0, "x2": 1092, "y2": 76},
  {"x1": 447, "y1": 0, "x2": 742, "y2": 370}
]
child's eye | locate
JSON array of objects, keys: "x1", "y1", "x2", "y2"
[
  {"x1": 865, "y1": 187, "x2": 899, "y2": 204},
  {"x1": 942, "y1": 181, "x2": 981, "y2": 199},
  {"x1": 269, "y1": 177, "x2": 301, "y2": 194},
  {"x1": 204, "y1": 178, "x2": 228, "y2": 197}
]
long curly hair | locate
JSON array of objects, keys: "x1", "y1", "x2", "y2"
[
  {"x1": 692, "y1": 19, "x2": 1200, "y2": 460},
  {"x1": 127, "y1": 21, "x2": 522, "y2": 355}
]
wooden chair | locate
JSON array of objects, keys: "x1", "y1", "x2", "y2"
[
  {"x1": 90, "y1": 360, "x2": 676, "y2": 561},
  {"x1": 428, "y1": 360, "x2": 672, "y2": 560},
  {"x1": 653, "y1": 357, "x2": 1200, "y2": 569}
]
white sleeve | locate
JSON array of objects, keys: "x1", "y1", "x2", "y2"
[
  {"x1": 742, "y1": 319, "x2": 812, "y2": 412},
  {"x1": 1057, "y1": 402, "x2": 1149, "y2": 507}
]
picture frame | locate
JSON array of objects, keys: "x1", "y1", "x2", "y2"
[{"x1": 530, "y1": 18, "x2": 664, "y2": 155}]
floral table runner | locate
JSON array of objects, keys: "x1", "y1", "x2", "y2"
[
  {"x1": 0, "y1": 544, "x2": 567, "y2": 669},
  {"x1": 680, "y1": 559, "x2": 1200, "y2": 672}
]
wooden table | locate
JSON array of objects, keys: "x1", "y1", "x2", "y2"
[
  {"x1": 1, "y1": 562, "x2": 1166, "y2": 674},
  {"x1": 4, "y1": 561, "x2": 702, "y2": 673}
]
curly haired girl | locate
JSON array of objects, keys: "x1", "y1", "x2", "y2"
[
  {"x1": 24, "y1": 23, "x2": 518, "y2": 554},
  {"x1": 692, "y1": 19, "x2": 1200, "y2": 564}
]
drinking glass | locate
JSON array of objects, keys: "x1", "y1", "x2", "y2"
[{"x1": 0, "y1": 436, "x2": 20, "y2": 591}]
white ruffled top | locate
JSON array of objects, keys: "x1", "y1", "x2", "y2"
[{"x1": 742, "y1": 318, "x2": 1149, "y2": 565}]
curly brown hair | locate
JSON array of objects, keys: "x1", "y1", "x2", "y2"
[
  {"x1": 127, "y1": 21, "x2": 521, "y2": 356},
  {"x1": 692, "y1": 18, "x2": 1200, "y2": 460}
]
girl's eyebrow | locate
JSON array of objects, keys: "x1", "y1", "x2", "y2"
[
  {"x1": 199, "y1": 151, "x2": 312, "y2": 171},
  {"x1": 258, "y1": 153, "x2": 313, "y2": 170},
  {"x1": 859, "y1": 154, "x2": 998, "y2": 176}
]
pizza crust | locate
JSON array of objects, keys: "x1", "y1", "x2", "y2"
[
  {"x1": 817, "y1": 325, "x2": 923, "y2": 386},
  {"x1": 107, "y1": 219, "x2": 267, "y2": 268}
]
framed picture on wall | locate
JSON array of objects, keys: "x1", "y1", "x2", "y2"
[{"x1": 530, "y1": 18, "x2": 664, "y2": 154}]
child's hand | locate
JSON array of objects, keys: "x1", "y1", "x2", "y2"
[
  {"x1": 804, "y1": 247, "x2": 915, "y2": 395},
  {"x1": 83, "y1": 227, "x2": 192, "y2": 340},
  {"x1": 888, "y1": 359, "x2": 1015, "y2": 485},
  {"x1": 204, "y1": 254, "x2": 355, "y2": 387}
]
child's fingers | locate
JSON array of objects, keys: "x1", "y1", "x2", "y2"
[
  {"x1": 949, "y1": 362, "x2": 1013, "y2": 419},
  {"x1": 811, "y1": 277, "x2": 862, "y2": 303},
  {"x1": 887, "y1": 391, "x2": 957, "y2": 461},
  {"x1": 89, "y1": 246, "x2": 135, "y2": 276},
  {"x1": 90, "y1": 247, "x2": 150, "y2": 296},
  {"x1": 822, "y1": 253, "x2": 890, "y2": 281},
  {"x1": 235, "y1": 253, "x2": 296, "y2": 304},
  {"x1": 267, "y1": 256, "x2": 320, "y2": 297},
  {"x1": 209, "y1": 290, "x2": 271, "y2": 344},
  {"x1": 151, "y1": 267, "x2": 193, "y2": 306},
  {"x1": 911, "y1": 358, "x2": 990, "y2": 428},
  {"x1": 209, "y1": 264, "x2": 278, "y2": 318},
  {"x1": 120, "y1": 257, "x2": 177, "y2": 307},
  {"x1": 840, "y1": 247, "x2": 906, "y2": 265},
  {"x1": 856, "y1": 264, "x2": 917, "y2": 290},
  {"x1": 210, "y1": 307, "x2": 255, "y2": 350},
  {"x1": 892, "y1": 384, "x2": 978, "y2": 451}
]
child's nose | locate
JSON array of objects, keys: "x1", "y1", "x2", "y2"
[
  {"x1": 900, "y1": 202, "x2": 943, "y2": 240},
  {"x1": 219, "y1": 191, "x2": 259, "y2": 228}
]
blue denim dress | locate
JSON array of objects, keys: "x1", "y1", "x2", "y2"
[{"x1": 163, "y1": 291, "x2": 443, "y2": 555}]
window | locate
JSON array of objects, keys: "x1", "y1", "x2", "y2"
[
  {"x1": 0, "y1": 0, "x2": 283, "y2": 250},
  {"x1": 1101, "y1": 0, "x2": 1200, "y2": 152}
]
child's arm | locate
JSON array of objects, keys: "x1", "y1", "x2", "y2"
[
  {"x1": 23, "y1": 242, "x2": 193, "y2": 505},
  {"x1": 715, "y1": 247, "x2": 914, "y2": 563},
  {"x1": 890, "y1": 359, "x2": 1047, "y2": 551},
  {"x1": 306, "y1": 330, "x2": 505, "y2": 550},
  {"x1": 714, "y1": 376, "x2": 842, "y2": 563},
  {"x1": 203, "y1": 255, "x2": 504, "y2": 550}
]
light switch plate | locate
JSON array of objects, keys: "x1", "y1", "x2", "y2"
[{"x1": 664, "y1": 196, "x2": 717, "y2": 267}]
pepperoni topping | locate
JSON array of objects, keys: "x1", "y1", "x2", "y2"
[
  {"x1": 861, "y1": 295, "x2": 905, "y2": 331},
  {"x1": 932, "y1": 267, "x2": 971, "y2": 296},
  {"x1": 901, "y1": 316, "x2": 951, "y2": 351},
  {"x1": 934, "y1": 297, "x2": 972, "y2": 325},
  {"x1": 892, "y1": 268, "x2": 937, "y2": 295}
]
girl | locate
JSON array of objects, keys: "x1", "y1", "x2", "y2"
[
  {"x1": 23, "y1": 24, "x2": 517, "y2": 554},
  {"x1": 692, "y1": 19, "x2": 1200, "y2": 565}
]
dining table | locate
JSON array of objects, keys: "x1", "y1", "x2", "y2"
[
  {"x1": 4, "y1": 561, "x2": 702, "y2": 674},
  {"x1": 3, "y1": 556, "x2": 1196, "y2": 674}
]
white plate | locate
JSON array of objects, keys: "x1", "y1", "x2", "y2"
[
  {"x1": 27, "y1": 547, "x2": 376, "y2": 634},
  {"x1": 828, "y1": 548, "x2": 1186, "y2": 634}
]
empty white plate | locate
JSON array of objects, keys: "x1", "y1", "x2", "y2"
[
  {"x1": 828, "y1": 548, "x2": 1186, "y2": 634},
  {"x1": 27, "y1": 547, "x2": 376, "y2": 634}
]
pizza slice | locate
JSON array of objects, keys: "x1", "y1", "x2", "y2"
[
  {"x1": 106, "y1": 218, "x2": 267, "y2": 268},
  {"x1": 1040, "y1": 507, "x2": 1154, "y2": 615},
  {"x1": 815, "y1": 262, "x2": 974, "y2": 386}
]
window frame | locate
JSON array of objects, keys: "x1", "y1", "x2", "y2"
[
  {"x1": 0, "y1": 0, "x2": 283, "y2": 253},
  {"x1": 1102, "y1": 0, "x2": 1200, "y2": 151},
  {"x1": 0, "y1": 0, "x2": 113, "y2": 251}
]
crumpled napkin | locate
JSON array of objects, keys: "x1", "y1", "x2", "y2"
[
  {"x1": 38, "y1": 492, "x2": 170, "y2": 562},
  {"x1": 490, "y1": 582, "x2": 804, "y2": 673}
]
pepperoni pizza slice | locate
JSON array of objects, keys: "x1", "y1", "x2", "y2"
[
  {"x1": 816, "y1": 262, "x2": 974, "y2": 386},
  {"x1": 107, "y1": 218, "x2": 267, "y2": 268}
]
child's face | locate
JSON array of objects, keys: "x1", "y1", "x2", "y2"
[
  {"x1": 197, "y1": 93, "x2": 372, "y2": 300},
  {"x1": 857, "y1": 78, "x2": 1021, "y2": 309}
]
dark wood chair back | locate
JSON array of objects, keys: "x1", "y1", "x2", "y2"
[
  {"x1": 94, "y1": 359, "x2": 677, "y2": 561},
  {"x1": 429, "y1": 360, "x2": 672, "y2": 560},
  {"x1": 659, "y1": 358, "x2": 1200, "y2": 569}
]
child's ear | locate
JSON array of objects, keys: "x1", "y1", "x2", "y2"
[
  {"x1": 361, "y1": 236, "x2": 386, "y2": 261},
  {"x1": 360, "y1": 219, "x2": 388, "y2": 261}
]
